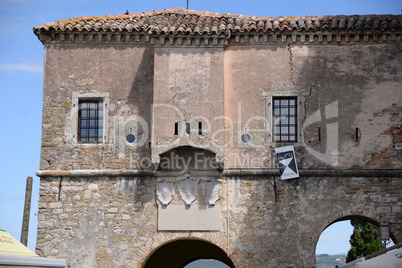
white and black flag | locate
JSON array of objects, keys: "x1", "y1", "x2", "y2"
[{"x1": 274, "y1": 145, "x2": 299, "y2": 180}]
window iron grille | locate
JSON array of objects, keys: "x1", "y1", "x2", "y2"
[
  {"x1": 78, "y1": 100, "x2": 103, "y2": 143},
  {"x1": 273, "y1": 97, "x2": 297, "y2": 142}
]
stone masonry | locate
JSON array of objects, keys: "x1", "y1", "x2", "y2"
[{"x1": 34, "y1": 9, "x2": 402, "y2": 268}]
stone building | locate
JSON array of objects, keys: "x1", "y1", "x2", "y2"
[{"x1": 33, "y1": 8, "x2": 402, "y2": 267}]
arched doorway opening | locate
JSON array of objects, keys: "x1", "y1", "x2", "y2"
[
  {"x1": 183, "y1": 259, "x2": 230, "y2": 268},
  {"x1": 142, "y1": 239, "x2": 235, "y2": 268},
  {"x1": 316, "y1": 215, "x2": 397, "y2": 267}
]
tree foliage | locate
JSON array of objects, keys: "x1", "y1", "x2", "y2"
[{"x1": 346, "y1": 219, "x2": 383, "y2": 263}]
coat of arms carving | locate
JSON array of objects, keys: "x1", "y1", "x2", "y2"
[
  {"x1": 178, "y1": 174, "x2": 200, "y2": 205},
  {"x1": 203, "y1": 179, "x2": 222, "y2": 205},
  {"x1": 156, "y1": 178, "x2": 175, "y2": 205}
]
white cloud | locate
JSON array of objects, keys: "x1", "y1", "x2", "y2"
[{"x1": 0, "y1": 63, "x2": 43, "y2": 73}]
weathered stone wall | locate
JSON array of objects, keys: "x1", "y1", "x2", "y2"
[
  {"x1": 152, "y1": 47, "x2": 225, "y2": 160},
  {"x1": 40, "y1": 44, "x2": 154, "y2": 171},
  {"x1": 227, "y1": 175, "x2": 402, "y2": 267},
  {"x1": 36, "y1": 26, "x2": 401, "y2": 268},
  {"x1": 39, "y1": 43, "x2": 401, "y2": 172},
  {"x1": 36, "y1": 176, "x2": 230, "y2": 267},
  {"x1": 36, "y1": 175, "x2": 402, "y2": 267},
  {"x1": 224, "y1": 44, "x2": 402, "y2": 169}
]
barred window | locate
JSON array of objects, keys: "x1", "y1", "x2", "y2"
[
  {"x1": 78, "y1": 100, "x2": 103, "y2": 143},
  {"x1": 273, "y1": 97, "x2": 297, "y2": 142}
]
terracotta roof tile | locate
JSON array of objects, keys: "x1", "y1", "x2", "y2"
[{"x1": 34, "y1": 8, "x2": 402, "y2": 36}]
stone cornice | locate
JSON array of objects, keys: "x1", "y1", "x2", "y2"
[
  {"x1": 229, "y1": 30, "x2": 402, "y2": 44},
  {"x1": 35, "y1": 29, "x2": 402, "y2": 46},
  {"x1": 35, "y1": 31, "x2": 227, "y2": 47},
  {"x1": 36, "y1": 169, "x2": 402, "y2": 178}
]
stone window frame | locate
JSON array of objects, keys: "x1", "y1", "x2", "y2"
[
  {"x1": 263, "y1": 90, "x2": 310, "y2": 145},
  {"x1": 71, "y1": 92, "x2": 110, "y2": 144}
]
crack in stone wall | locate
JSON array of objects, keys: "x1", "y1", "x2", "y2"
[{"x1": 287, "y1": 43, "x2": 296, "y2": 86}]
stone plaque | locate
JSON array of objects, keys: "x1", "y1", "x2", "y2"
[{"x1": 158, "y1": 205, "x2": 220, "y2": 231}]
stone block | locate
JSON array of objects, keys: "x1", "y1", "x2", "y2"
[{"x1": 49, "y1": 202, "x2": 62, "y2": 209}]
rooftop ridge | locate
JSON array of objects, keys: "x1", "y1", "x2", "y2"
[
  {"x1": 33, "y1": 8, "x2": 402, "y2": 45},
  {"x1": 34, "y1": 8, "x2": 402, "y2": 30}
]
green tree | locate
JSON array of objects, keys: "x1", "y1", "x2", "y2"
[{"x1": 346, "y1": 219, "x2": 383, "y2": 263}]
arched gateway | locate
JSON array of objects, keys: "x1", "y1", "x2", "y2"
[{"x1": 142, "y1": 239, "x2": 235, "y2": 268}]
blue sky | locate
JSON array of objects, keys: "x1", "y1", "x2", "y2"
[{"x1": 0, "y1": 0, "x2": 400, "y2": 255}]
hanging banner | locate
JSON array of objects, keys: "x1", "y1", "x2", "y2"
[{"x1": 274, "y1": 145, "x2": 299, "y2": 180}]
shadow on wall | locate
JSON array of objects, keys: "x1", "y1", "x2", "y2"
[
  {"x1": 295, "y1": 44, "x2": 401, "y2": 168},
  {"x1": 127, "y1": 46, "x2": 154, "y2": 119}
]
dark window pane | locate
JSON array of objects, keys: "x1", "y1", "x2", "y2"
[
  {"x1": 289, "y1": 127, "x2": 296, "y2": 134},
  {"x1": 289, "y1": 117, "x2": 296, "y2": 124},
  {"x1": 290, "y1": 108, "x2": 296, "y2": 115}
]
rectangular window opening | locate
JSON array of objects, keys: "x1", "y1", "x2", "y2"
[
  {"x1": 185, "y1": 123, "x2": 191, "y2": 134},
  {"x1": 78, "y1": 99, "x2": 103, "y2": 143},
  {"x1": 273, "y1": 97, "x2": 297, "y2": 142},
  {"x1": 198, "y1": 122, "x2": 202, "y2": 135}
]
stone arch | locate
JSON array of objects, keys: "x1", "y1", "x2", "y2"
[
  {"x1": 315, "y1": 214, "x2": 399, "y2": 258},
  {"x1": 141, "y1": 238, "x2": 235, "y2": 268},
  {"x1": 152, "y1": 134, "x2": 224, "y2": 165},
  {"x1": 322, "y1": 215, "x2": 399, "y2": 243},
  {"x1": 158, "y1": 145, "x2": 222, "y2": 171}
]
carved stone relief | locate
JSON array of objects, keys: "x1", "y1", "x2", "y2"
[
  {"x1": 203, "y1": 179, "x2": 222, "y2": 205},
  {"x1": 178, "y1": 174, "x2": 200, "y2": 205},
  {"x1": 156, "y1": 178, "x2": 175, "y2": 205}
]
